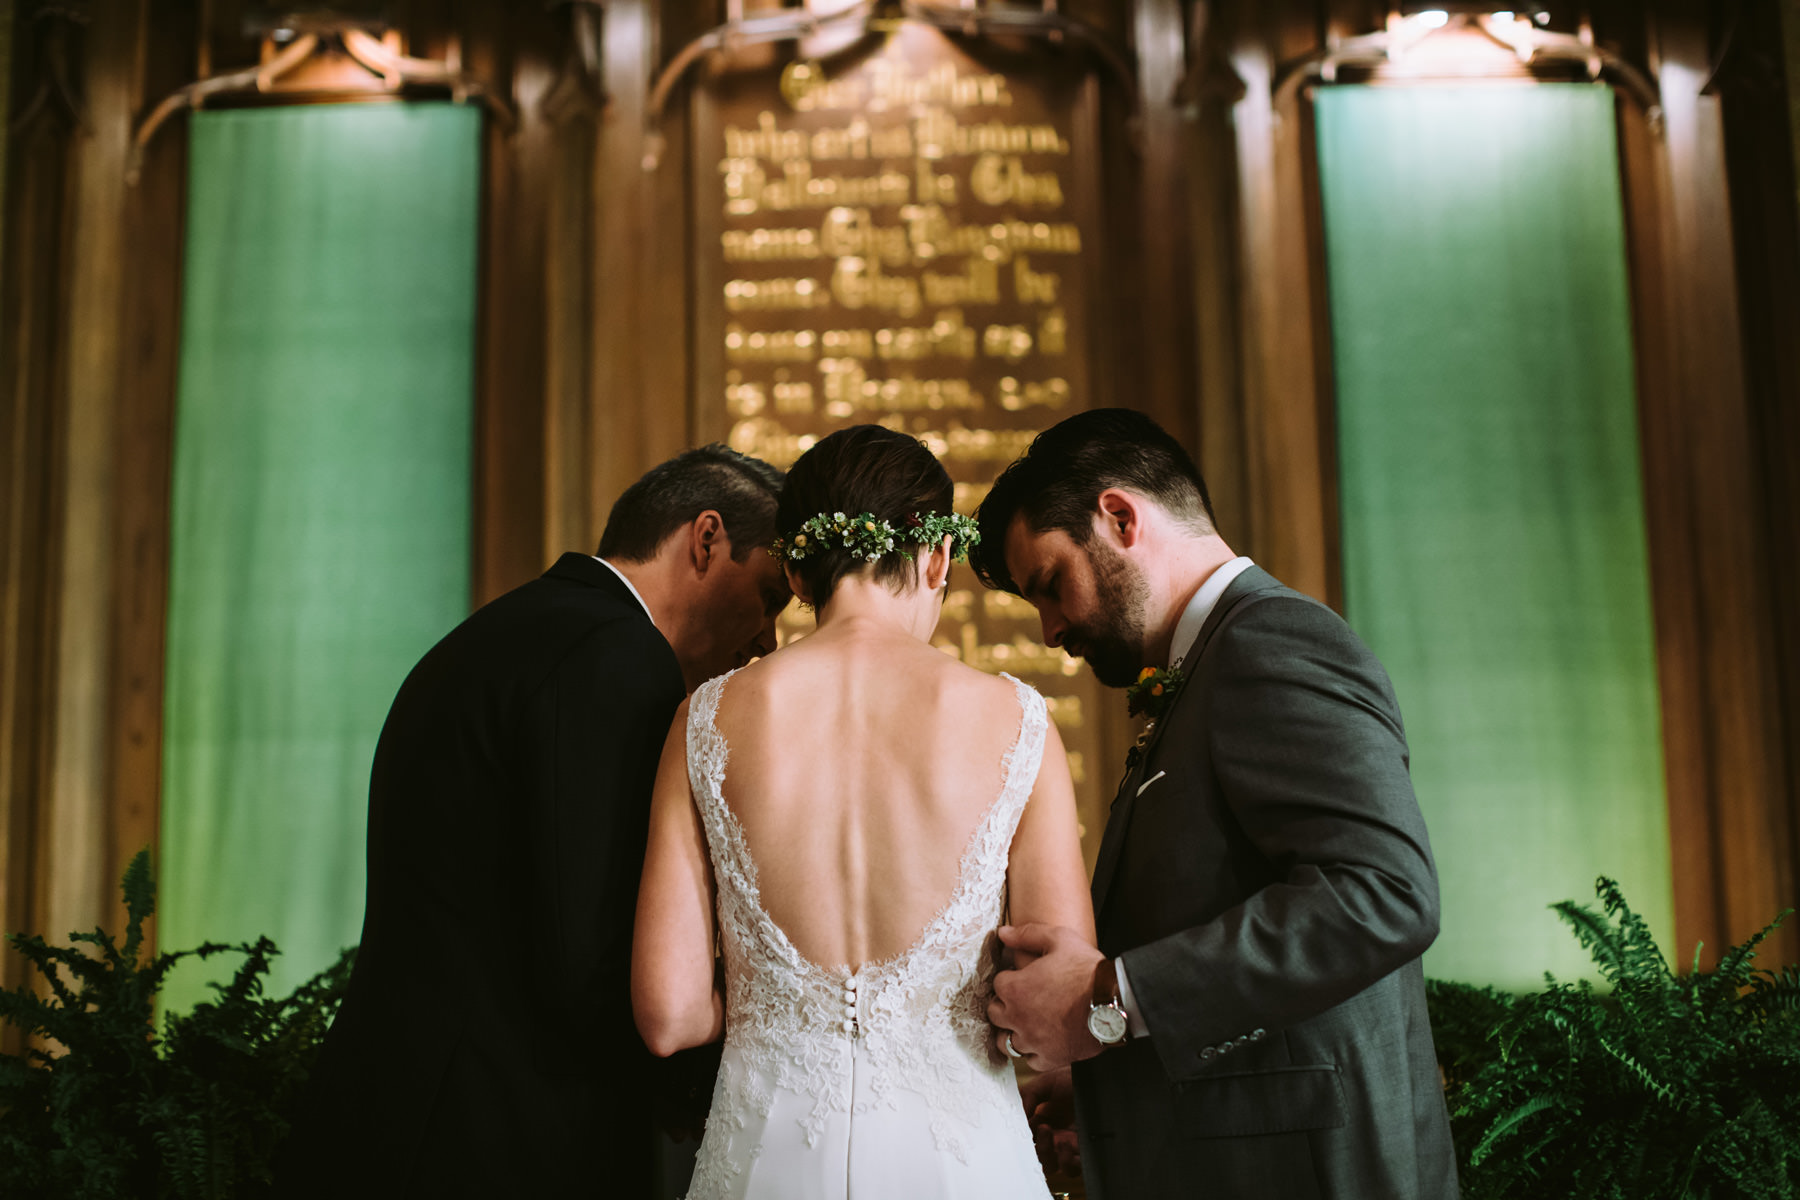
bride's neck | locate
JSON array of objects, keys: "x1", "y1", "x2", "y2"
[{"x1": 813, "y1": 575, "x2": 941, "y2": 643}]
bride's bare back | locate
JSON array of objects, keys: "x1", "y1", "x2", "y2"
[
  {"x1": 634, "y1": 533, "x2": 1093, "y2": 1060},
  {"x1": 714, "y1": 625, "x2": 1039, "y2": 970}
]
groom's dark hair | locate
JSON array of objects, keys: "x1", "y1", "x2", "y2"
[
  {"x1": 970, "y1": 408, "x2": 1214, "y2": 595},
  {"x1": 599, "y1": 444, "x2": 784, "y2": 563}
]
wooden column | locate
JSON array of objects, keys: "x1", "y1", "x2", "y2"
[
  {"x1": 585, "y1": 0, "x2": 703, "y2": 541},
  {"x1": 1615, "y1": 1, "x2": 1797, "y2": 966},
  {"x1": 1182, "y1": 3, "x2": 1252, "y2": 552},
  {"x1": 0, "y1": 0, "x2": 82, "y2": 993},
  {"x1": 468, "y1": 4, "x2": 555, "y2": 603},
  {"x1": 1124, "y1": 0, "x2": 1199, "y2": 446},
  {"x1": 103, "y1": 0, "x2": 197, "y2": 937},
  {"x1": 1225, "y1": 2, "x2": 1336, "y2": 604}
]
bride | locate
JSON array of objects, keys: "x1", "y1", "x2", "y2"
[{"x1": 633, "y1": 424, "x2": 1093, "y2": 1199}]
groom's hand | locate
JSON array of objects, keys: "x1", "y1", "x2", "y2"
[{"x1": 988, "y1": 923, "x2": 1104, "y2": 1071}]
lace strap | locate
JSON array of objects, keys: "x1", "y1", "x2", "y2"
[
  {"x1": 685, "y1": 671, "x2": 749, "y2": 891},
  {"x1": 995, "y1": 673, "x2": 1049, "y2": 833},
  {"x1": 930, "y1": 674, "x2": 1048, "y2": 927},
  {"x1": 685, "y1": 671, "x2": 733, "y2": 807}
]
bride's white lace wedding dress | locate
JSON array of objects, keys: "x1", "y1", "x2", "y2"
[{"x1": 681, "y1": 671, "x2": 1052, "y2": 1200}]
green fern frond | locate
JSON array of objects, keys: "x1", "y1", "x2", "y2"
[
  {"x1": 0, "y1": 848, "x2": 355, "y2": 1200},
  {"x1": 1745, "y1": 965, "x2": 1800, "y2": 1021},
  {"x1": 118, "y1": 849, "x2": 154, "y2": 962},
  {"x1": 1554, "y1": 898, "x2": 1626, "y2": 980},
  {"x1": 1433, "y1": 882, "x2": 1800, "y2": 1200},
  {"x1": 1705, "y1": 910, "x2": 1789, "y2": 1000},
  {"x1": 1471, "y1": 1093, "x2": 1578, "y2": 1164}
]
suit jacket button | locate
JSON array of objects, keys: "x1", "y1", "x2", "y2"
[
  {"x1": 1218, "y1": 1041, "x2": 1233, "y2": 1054},
  {"x1": 1251, "y1": 1028, "x2": 1266, "y2": 1041},
  {"x1": 1199, "y1": 1047, "x2": 1217, "y2": 1062}
]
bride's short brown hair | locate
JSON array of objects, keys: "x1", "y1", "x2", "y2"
[{"x1": 777, "y1": 425, "x2": 954, "y2": 609}]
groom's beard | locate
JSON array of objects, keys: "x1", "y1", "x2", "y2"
[{"x1": 1065, "y1": 540, "x2": 1150, "y2": 688}]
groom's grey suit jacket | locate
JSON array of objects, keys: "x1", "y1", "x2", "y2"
[{"x1": 1071, "y1": 565, "x2": 1459, "y2": 1199}]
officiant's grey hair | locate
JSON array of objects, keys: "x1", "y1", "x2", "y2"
[{"x1": 599, "y1": 444, "x2": 784, "y2": 563}]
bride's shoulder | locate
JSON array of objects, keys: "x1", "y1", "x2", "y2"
[{"x1": 933, "y1": 654, "x2": 1038, "y2": 708}]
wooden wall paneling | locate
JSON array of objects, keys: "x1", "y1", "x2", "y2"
[
  {"x1": 1118, "y1": 0, "x2": 1197, "y2": 445},
  {"x1": 0, "y1": 1, "x2": 78, "y2": 994},
  {"x1": 686, "y1": 49, "x2": 723, "y2": 453},
  {"x1": 1065, "y1": 0, "x2": 1121, "y2": 439},
  {"x1": 1227, "y1": 0, "x2": 1333, "y2": 603},
  {"x1": 1181, "y1": 3, "x2": 1252, "y2": 550},
  {"x1": 1788, "y1": 0, "x2": 1800, "y2": 208},
  {"x1": 589, "y1": 0, "x2": 673, "y2": 536},
  {"x1": 1613, "y1": 86, "x2": 1722, "y2": 970},
  {"x1": 541, "y1": 10, "x2": 601, "y2": 564},
  {"x1": 648, "y1": 2, "x2": 701, "y2": 467},
  {"x1": 44, "y1": 0, "x2": 139, "y2": 946},
  {"x1": 1616, "y1": 2, "x2": 1795, "y2": 966},
  {"x1": 1715, "y1": 0, "x2": 1800, "y2": 958},
  {"x1": 0, "y1": 0, "x2": 10, "y2": 224},
  {"x1": 103, "y1": 0, "x2": 197, "y2": 938},
  {"x1": 467, "y1": 4, "x2": 554, "y2": 602}
]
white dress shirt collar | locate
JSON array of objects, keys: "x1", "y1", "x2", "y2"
[
  {"x1": 592, "y1": 556, "x2": 656, "y2": 625},
  {"x1": 1166, "y1": 556, "x2": 1255, "y2": 669}
]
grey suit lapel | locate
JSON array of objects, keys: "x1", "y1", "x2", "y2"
[
  {"x1": 1088, "y1": 738, "x2": 1155, "y2": 916},
  {"x1": 1088, "y1": 566, "x2": 1282, "y2": 917}
]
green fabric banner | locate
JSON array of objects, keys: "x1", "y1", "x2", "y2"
[
  {"x1": 160, "y1": 103, "x2": 480, "y2": 1014},
  {"x1": 1314, "y1": 85, "x2": 1673, "y2": 990}
]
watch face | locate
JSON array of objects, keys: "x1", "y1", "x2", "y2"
[{"x1": 1087, "y1": 1004, "x2": 1129, "y2": 1044}]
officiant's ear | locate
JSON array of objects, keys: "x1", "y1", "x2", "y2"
[
  {"x1": 687, "y1": 510, "x2": 727, "y2": 574},
  {"x1": 1094, "y1": 488, "x2": 1145, "y2": 550}
]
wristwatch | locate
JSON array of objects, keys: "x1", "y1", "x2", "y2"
[{"x1": 1086, "y1": 957, "x2": 1129, "y2": 1047}]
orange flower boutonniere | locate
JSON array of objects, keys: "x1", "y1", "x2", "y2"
[{"x1": 1126, "y1": 665, "x2": 1184, "y2": 721}]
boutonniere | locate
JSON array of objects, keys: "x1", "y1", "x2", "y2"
[
  {"x1": 1124, "y1": 665, "x2": 1185, "y2": 771},
  {"x1": 1126, "y1": 665, "x2": 1184, "y2": 721}
]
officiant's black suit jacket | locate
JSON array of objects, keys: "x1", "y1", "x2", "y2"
[
  {"x1": 1072, "y1": 565, "x2": 1460, "y2": 1199},
  {"x1": 277, "y1": 554, "x2": 686, "y2": 1199}
]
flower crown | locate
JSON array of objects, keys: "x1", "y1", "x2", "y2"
[{"x1": 771, "y1": 510, "x2": 981, "y2": 564}]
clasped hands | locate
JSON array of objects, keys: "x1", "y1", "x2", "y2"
[{"x1": 987, "y1": 921, "x2": 1107, "y2": 1071}]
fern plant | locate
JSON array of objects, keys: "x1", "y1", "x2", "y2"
[
  {"x1": 0, "y1": 851, "x2": 354, "y2": 1200},
  {"x1": 1431, "y1": 878, "x2": 1800, "y2": 1200}
]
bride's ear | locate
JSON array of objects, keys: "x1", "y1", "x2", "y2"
[{"x1": 921, "y1": 536, "x2": 953, "y2": 592}]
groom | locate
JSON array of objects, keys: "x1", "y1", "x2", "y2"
[
  {"x1": 277, "y1": 445, "x2": 790, "y2": 1199},
  {"x1": 974, "y1": 410, "x2": 1458, "y2": 1199}
]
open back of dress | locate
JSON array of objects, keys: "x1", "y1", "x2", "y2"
[{"x1": 681, "y1": 670, "x2": 1051, "y2": 1200}]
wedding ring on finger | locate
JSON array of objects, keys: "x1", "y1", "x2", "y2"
[{"x1": 1004, "y1": 1032, "x2": 1025, "y2": 1059}]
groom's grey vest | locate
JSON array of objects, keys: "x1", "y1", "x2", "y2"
[{"x1": 1073, "y1": 566, "x2": 1459, "y2": 1200}]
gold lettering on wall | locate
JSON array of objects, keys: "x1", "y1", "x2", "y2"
[{"x1": 702, "y1": 23, "x2": 1106, "y2": 865}]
